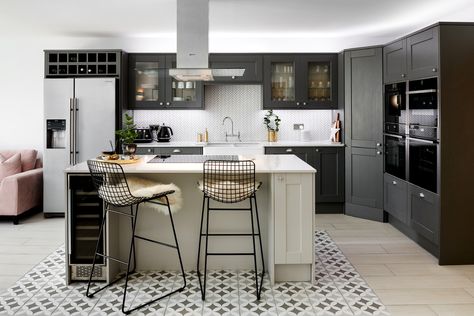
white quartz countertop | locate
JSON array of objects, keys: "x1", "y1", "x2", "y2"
[
  {"x1": 137, "y1": 140, "x2": 345, "y2": 147},
  {"x1": 65, "y1": 154, "x2": 316, "y2": 174}
]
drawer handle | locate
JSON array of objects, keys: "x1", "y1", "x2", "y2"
[
  {"x1": 277, "y1": 176, "x2": 284, "y2": 181},
  {"x1": 401, "y1": 74, "x2": 406, "y2": 78},
  {"x1": 173, "y1": 149, "x2": 181, "y2": 153},
  {"x1": 392, "y1": 180, "x2": 397, "y2": 185},
  {"x1": 419, "y1": 193, "x2": 425, "y2": 198},
  {"x1": 147, "y1": 149, "x2": 152, "y2": 153},
  {"x1": 286, "y1": 148, "x2": 293, "y2": 153},
  {"x1": 315, "y1": 149, "x2": 319, "y2": 152}
]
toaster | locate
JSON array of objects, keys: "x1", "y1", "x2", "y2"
[{"x1": 133, "y1": 128, "x2": 153, "y2": 143}]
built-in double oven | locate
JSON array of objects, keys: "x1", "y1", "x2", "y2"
[{"x1": 384, "y1": 78, "x2": 439, "y2": 193}]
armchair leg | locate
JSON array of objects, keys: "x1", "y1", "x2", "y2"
[{"x1": 13, "y1": 216, "x2": 19, "y2": 225}]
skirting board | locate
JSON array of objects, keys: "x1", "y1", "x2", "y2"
[
  {"x1": 275, "y1": 264, "x2": 311, "y2": 282},
  {"x1": 316, "y1": 203, "x2": 344, "y2": 214},
  {"x1": 345, "y1": 203, "x2": 384, "y2": 222}
]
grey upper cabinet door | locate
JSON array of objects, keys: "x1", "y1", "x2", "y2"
[
  {"x1": 314, "y1": 147, "x2": 345, "y2": 203},
  {"x1": 384, "y1": 173, "x2": 409, "y2": 224},
  {"x1": 346, "y1": 147, "x2": 383, "y2": 209},
  {"x1": 263, "y1": 55, "x2": 300, "y2": 109},
  {"x1": 383, "y1": 39, "x2": 407, "y2": 83},
  {"x1": 407, "y1": 27, "x2": 439, "y2": 80},
  {"x1": 344, "y1": 48, "x2": 383, "y2": 149},
  {"x1": 209, "y1": 54, "x2": 263, "y2": 83},
  {"x1": 408, "y1": 183, "x2": 440, "y2": 244}
]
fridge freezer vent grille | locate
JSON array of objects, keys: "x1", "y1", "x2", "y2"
[{"x1": 71, "y1": 265, "x2": 107, "y2": 281}]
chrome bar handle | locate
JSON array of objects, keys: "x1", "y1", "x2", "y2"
[
  {"x1": 73, "y1": 98, "x2": 78, "y2": 165},
  {"x1": 69, "y1": 98, "x2": 74, "y2": 165}
]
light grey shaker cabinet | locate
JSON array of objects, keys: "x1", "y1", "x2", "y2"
[
  {"x1": 344, "y1": 47, "x2": 384, "y2": 221},
  {"x1": 384, "y1": 173, "x2": 409, "y2": 225},
  {"x1": 344, "y1": 48, "x2": 383, "y2": 149},
  {"x1": 407, "y1": 27, "x2": 439, "y2": 80},
  {"x1": 408, "y1": 183, "x2": 440, "y2": 245},
  {"x1": 383, "y1": 39, "x2": 407, "y2": 83}
]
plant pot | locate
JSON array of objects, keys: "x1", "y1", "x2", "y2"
[
  {"x1": 267, "y1": 130, "x2": 278, "y2": 142},
  {"x1": 124, "y1": 143, "x2": 137, "y2": 158}
]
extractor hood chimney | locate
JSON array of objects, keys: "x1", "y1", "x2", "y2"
[{"x1": 168, "y1": 0, "x2": 245, "y2": 81}]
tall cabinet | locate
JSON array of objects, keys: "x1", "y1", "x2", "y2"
[{"x1": 344, "y1": 48, "x2": 384, "y2": 221}]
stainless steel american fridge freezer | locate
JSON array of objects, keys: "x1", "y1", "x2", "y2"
[{"x1": 44, "y1": 78, "x2": 117, "y2": 215}]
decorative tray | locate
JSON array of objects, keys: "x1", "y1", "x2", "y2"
[{"x1": 96, "y1": 156, "x2": 142, "y2": 164}]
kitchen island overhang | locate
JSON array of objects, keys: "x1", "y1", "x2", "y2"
[{"x1": 64, "y1": 154, "x2": 316, "y2": 285}]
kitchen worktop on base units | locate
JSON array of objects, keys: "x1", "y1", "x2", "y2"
[{"x1": 137, "y1": 140, "x2": 345, "y2": 147}]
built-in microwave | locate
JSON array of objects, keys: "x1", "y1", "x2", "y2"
[
  {"x1": 384, "y1": 134, "x2": 406, "y2": 180},
  {"x1": 385, "y1": 82, "x2": 406, "y2": 135},
  {"x1": 407, "y1": 78, "x2": 438, "y2": 140}
]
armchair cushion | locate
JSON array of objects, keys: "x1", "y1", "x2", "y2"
[
  {"x1": 0, "y1": 149, "x2": 37, "y2": 172},
  {"x1": 0, "y1": 153, "x2": 21, "y2": 182},
  {"x1": 0, "y1": 168, "x2": 43, "y2": 216}
]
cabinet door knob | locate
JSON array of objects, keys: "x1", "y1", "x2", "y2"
[
  {"x1": 159, "y1": 102, "x2": 164, "y2": 106},
  {"x1": 392, "y1": 180, "x2": 397, "y2": 185},
  {"x1": 231, "y1": 76, "x2": 236, "y2": 79},
  {"x1": 376, "y1": 151, "x2": 382, "y2": 155},
  {"x1": 296, "y1": 102, "x2": 300, "y2": 106},
  {"x1": 286, "y1": 148, "x2": 293, "y2": 153},
  {"x1": 401, "y1": 74, "x2": 406, "y2": 78},
  {"x1": 172, "y1": 149, "x2": 181, "y2": 153},
  {"x1": 147, "y1": 149, "x2": 152, "y2": 153},
  {"x1": 166, "y1": 102, "x2": 171, "y2": 106},
  {"x1": 277, "y1": 176, "x2": 284, "y2": 181},
  {"x1": 432, "y1": 68, "x2": 437, "y2": 72},
  {"x1": 376, "y1": 143, "x2": 382, "y2": 147},
  {"x1": 419, "y1": 193, "x2": 425, "y2": 198},
  {"x1": 315, "y1": 149, "x2": 319, "y2": 152},
  {"x1": 303, "y1": 102, "x2": 307, "y2": 106}
]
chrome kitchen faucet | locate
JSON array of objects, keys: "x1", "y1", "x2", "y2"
[{"x1": 222, "y1": 116, "x2": 241, "y2": 142}]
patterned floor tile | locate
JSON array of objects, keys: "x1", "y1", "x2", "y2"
[{"x1": 0, "y1": 231, "x2": 389, "y2": 316}]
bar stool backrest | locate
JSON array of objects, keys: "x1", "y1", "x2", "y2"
[
  {"x1": 203, "y1": 160, "x2": 256, "y2": 203},
  {"x1": 87, "y1": 160, "x2": 143, "y2": 207}
]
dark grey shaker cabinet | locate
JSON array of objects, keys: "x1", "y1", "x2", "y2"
[
  {"x1": 384, "y1": 173, "x2": 409, "y2": 224},
  {"x1": 346, "y1": 147, "x2": 383, "y2": 209},
  {"x1": 209, "y1": 54, "x2": 263, "y2": 83},
  {"x1": 344, "y1": 48, "x2": 383, "y2": 149},
  {"x1": 408, "y1": 183, "x2": 440, "y2": 244},
  {"x1": 345, "y1": 47, "x2": 384, "y2": 220},
  {"x1": 314, "y1": 147, "x2": 344, "y2": 203},
  {"x1": 383, "y1": 39, "x2": 407, "y2": 83},
  {"x1": 136, "y1": 147, "x2": 203, "y2": 155},
  {"x1": 263, "y1": 55, "x2": 300, "y2": 109},
  {"x1": 264, "y1": 146, "x2": 311, "y2": 165},
  {"x1": 407, "y1": 27, "x2": 439, "y2": 79}
]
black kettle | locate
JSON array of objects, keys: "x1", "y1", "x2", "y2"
[{"x1": 157, "y1": 124, "x2": 173, "y2": 142}]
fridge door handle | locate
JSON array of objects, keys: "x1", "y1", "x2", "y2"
[
  {"x1": 73, "y1": 98, "x2": 78, "y2": 164},
  {"x1": 69, "y1": 98, "x2": 74, "y2": 165}
]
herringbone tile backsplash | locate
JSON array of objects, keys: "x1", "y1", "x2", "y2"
[{"x1": 132, "y1": 85, "x2": 333, "y2": 142}]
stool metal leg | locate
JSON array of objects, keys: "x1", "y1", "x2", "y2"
[
  {"x1": 196, "y1": 195, "x2": 207, "y2": 300},
  {"x1": 253, "y1": 195, "x2": 265, "y2": 299},
  {"x1": 249, "y1": 196, "x2": 260, "y2": 300},
  {"x1": 130, "y1": 205, "x2": 137, "y2": 273}
]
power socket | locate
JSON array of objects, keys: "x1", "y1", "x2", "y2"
[{"x1": 293, "y1": 124, "x2": 304, "y2": 130}]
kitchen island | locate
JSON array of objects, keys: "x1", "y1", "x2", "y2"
[{"x1": 64, "y1": 154, "x2": 316, "y2": 285}]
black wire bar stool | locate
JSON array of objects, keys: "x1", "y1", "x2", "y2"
[
  {"x1": 86, "y1": 160, "x2": 186, "y2": 314},
  {"x1": 197, "y1": 160, "x2": 265, "y2": 300}
]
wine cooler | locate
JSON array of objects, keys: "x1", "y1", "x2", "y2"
[{"x1": 68, "y1": 175, "x2": 107, "y2": 281}]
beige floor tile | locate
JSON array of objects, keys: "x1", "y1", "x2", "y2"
[
  {"x1": 387, "y1": 263, "x2": 474, "y2": 276},
  {"x1": 429, "y1": 304, "x2": 474, "y2": 316},
  {"x1": 338, "y1": 244, "x2": 387, "y2": 255},
  {"x1": 346, "y1": 253, "x2": 437, "y2": 265},
  {"x1": 365, "y1": 275, "x2": 474, "y2": 289},
  {"x1": 376, "y1": 288, "x2": 474, "y2": 305},
  {"x1": 0, "y1": 264, "x2": 35, "y2": 276},
  {"x1": 327, "y1": 229, "x2": 404, "y2": 237},
  {"x1": 353, "y1": 264, "x2": 394, "y2": 276},
  {"x1": 330, "y1": 236, "x2": 415, "y2": 244},
  {"x1": 386, "y1": 304, "x2": 436, "y2": 316},
  {"x1": 465, "y1": 288, "x2": 474, "y2": 297},
  {"x1": 0, "y1": 276, "x2": 23, "y2": 293},
  {"x1": 381, "y1": 243, "x2": 428, "y2": 254}
]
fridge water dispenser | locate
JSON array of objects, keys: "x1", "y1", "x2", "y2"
[{"x1": 46, "y1": 119, "x2": 66, "y2": 149}]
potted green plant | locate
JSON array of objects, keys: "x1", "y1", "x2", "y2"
[
  {"x1": 263, "y1": 110, "x2": 281, "y2": 142},
  {"x1": 116, "y1": 113, "x2": 139, "y2": 158}
]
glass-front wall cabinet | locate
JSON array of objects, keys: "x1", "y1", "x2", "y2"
[
  {"x1": 128, "y1": 54, "x2": 165, "y2": 108},
  {"x1": 264, "y1": 54, "x2": 337, "y2": 109},
  {"x1": 166, "y1": 55, "x2": 203, "y2": 109}
]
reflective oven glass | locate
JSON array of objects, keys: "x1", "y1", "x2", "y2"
[
  {"x1": 408, "y1": 78, "x2": 438, "y2": 140},
  {"x1": 408, "y1": 138, "x2": 438, "y2": 193},
  {"x1": 384, "y1": 134, "x2": 406, "y2": 180}
]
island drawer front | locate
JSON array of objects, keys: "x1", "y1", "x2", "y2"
[
  {"x1": 384, "y1": 173, "x2": 409, "y2": 225},
  {"x1": 137, "y1": 147, "x2": 203, "y2": 155},
  {"x1": 408, "y1": 183, "x2": 440, "y2": 245}
]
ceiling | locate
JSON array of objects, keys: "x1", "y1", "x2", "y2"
[{"x1": 1, "y1": 0, "x2": 474, "y2": 42}]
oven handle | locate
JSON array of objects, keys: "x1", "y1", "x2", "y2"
[
  {"x1": 406, "y1": 89, "x2": 437, "y2": 95},
  {"x1": 407, "y1": 137, "x2": 438, "y2": 144},
  {"x1": 384, "y1": 133, "x2": 404, "y2": 139}
]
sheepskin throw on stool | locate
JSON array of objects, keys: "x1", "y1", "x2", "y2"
[{"x1": 126, "y1": 176, "x2": 183, "y2": 214}]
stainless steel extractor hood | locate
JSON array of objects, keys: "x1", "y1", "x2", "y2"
[{"x1": 169, "y1": 0, "x2": 245, "y2": 81}]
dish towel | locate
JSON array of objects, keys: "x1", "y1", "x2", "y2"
[{"x1": 126, "y1": 176, "x2": 183, "y2": 214}]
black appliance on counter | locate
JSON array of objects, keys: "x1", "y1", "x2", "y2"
[
  {"x1": 157, "y1": 124, "x2": 173, "y2": 142},
  {"x1": 133, "y1": 128, "x2": 153, "y2": 143}
]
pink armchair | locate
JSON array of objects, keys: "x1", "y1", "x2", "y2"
[{"x1": 0, "y1": 150, "x2": 43, "y2": 224}]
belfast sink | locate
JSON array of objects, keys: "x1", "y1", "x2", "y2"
[{"x1": 203, "y1": 142, "x2": 264, "y2": 155}]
